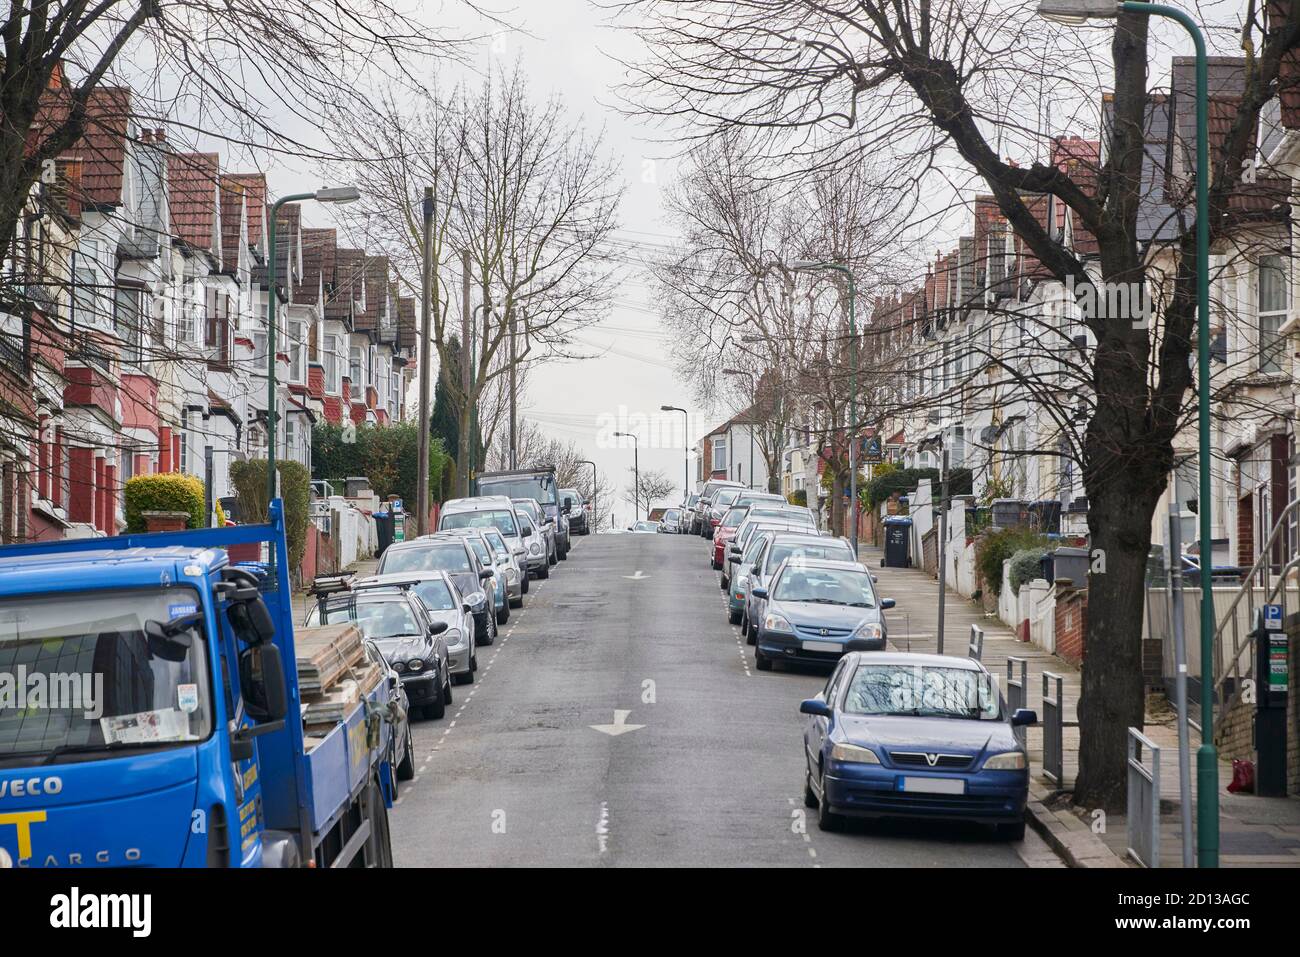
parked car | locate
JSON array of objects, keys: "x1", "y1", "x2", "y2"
[
  {"x1": 683, "y1": 492, "x2": 700, "y2": 532},
  {"x1": 799, "y1": 651, "x2": 1037, "y2": 838},
  {"x1": 376, "y1": 536, "x2": 497, "y2": 645},
  {"x1": 363, "y1": 637, "x2": 415, "y2": 790},
  {"x1": 750, "y1": 559, "x2": 894, "y2": 671},
  {"x1": 353, "y1": 570, "x2": 479, "y2": 684},
  {"x1": 728, "y1": 529, "x2": 780, "y2": 627},
  {"x1": 744, "y1": 532, "x2": 857, "y2": 642},
  {"x1": 705, "y1": 486, "x2": 745, "y2": 533},
  {"x1": 693, "y1": 479, "x2": 744, "y2": 537},
  {"x1": 561, "y1": 488, "x2": 589, "y2": 535},
  {"x1": 712, "y1": 505, "x2": 751, "y2": 572},
  {"x1": 515, "y1": 512, "x2": 550, "y2": 578},
  {"x1": 630, "y1": 520, "x2": 659, "y2": 533},
  {"x1": 724, "y1": 513, "x2": 816, "y2": 591},
  {"x1": 659, "y1": 508, "x2": 682, "y2": 532},
  {"x1": 305, "y1": 586, "x2": 453, "y2": 719},
  {"x1": 481, "y1": 526, "x2": 525, "y2": 608},
  {"x1": 513, "y1": 497, "x2": 558, "y2": 567},
  {"x1": 440, "y1": 495, "x2": 533, "y2": 595},
  {"x1": 436, "y1": 528, "x2": 512, "y2": 625}
]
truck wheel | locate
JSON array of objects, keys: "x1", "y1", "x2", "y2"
[{"x1": 368, "y1": 777, "x2": 394, "y2": 868}]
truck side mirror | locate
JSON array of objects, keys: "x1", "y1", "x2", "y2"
[
  {"x1": 227, "y1": 594, "x2": 275, "y2": 645},
  {"x1": 562, "y1": 501, "x2": 572, "y2": 514},
  {"x1": 240, "y1": 643, "x2": 288, "y2": 723}
]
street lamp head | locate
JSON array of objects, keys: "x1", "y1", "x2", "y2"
[
  {"x1": 1036, "y1": 0, "x2": 1120, "y2": 24},
  {"x1": 315, "y1": 186, "x2": 362, "y2": 204},
  {"x1": 791, "y1": 259, "x2": 819, "y2": 270}
]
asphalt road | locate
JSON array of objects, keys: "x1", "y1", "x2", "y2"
[{"x1": 390, "y1": 532, "x2": 1059, "y2": 867}]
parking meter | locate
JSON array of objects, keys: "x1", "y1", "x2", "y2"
[{"x1": 1253, "y1": 605, "x2": 1289, "y2": 797}]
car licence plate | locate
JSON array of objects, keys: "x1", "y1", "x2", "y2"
[
  {"x1": 900, "y1": 777, "x2": 966, "y2": 795},
  {"x1": 802, "y1": 640, "x2": 841, "y2": 653}
]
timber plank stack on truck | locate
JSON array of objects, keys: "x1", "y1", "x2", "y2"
[{"x1": 0, "y1": 500, "x2": 396, "y2": 868}]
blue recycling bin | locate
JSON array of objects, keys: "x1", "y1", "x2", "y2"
[{"x1": 883, "y1": 516, "x2": 913, "y2": 568}]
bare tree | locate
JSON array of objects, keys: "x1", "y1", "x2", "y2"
[
  {"x1": 621, "y1": 0, "x2": 1300, "y2": 809},
  {"x1": 626, "y1": 467, "x2": 677, "y2": 518},
  {"x1": 323, "y1": 65, "x2": 624, "y2": 494}
]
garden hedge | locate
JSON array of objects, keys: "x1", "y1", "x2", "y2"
[
  {"x1": 124, "y1": 473, "x2": 205, "y2": 532},
  {"x1": 229, "y1": 458, "x2": 310, "y2": 572}
]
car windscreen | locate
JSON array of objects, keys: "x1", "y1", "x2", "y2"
[
  {"x1": 311, "y1": 597, "x2": 423, "y2": 639},
  {"x1": 663, "y1": 509, "x2": 679, "y2": 521},
  {"x1": 483, "y1": 530, "x2": 510, "y2": 558},
  {"x1": 410, "y1": 580, "x2": 456, "y2": 612},
  {"x1": 478, "y1": 474, "x2": 558, "y2": 506},
  {"x1": 714, "y1": 488, "x2": 740, "y2": 507},
  {"x1": 768, "y1": 540, "x2": 854, "y2": 571},
  {"x1": 464, "y1": 538, "x2": 493, "y2": 566},
  {"x1": 441, "y1": 509, "x2": 518, "y2": 537},
  {"x1": 513, "y1": 500, "x2": 542, "y2": 523},
  {"x1": 843, "y1": 664, "x2": 1000, "y2": 720},
  {"x1": 0, "y1": 587, "x2": 213, "y2": 762},
  {"x1": 560, "y1": 491, "x2": 580, "y2": 508},
  {"x1": 722, "y1": 507, "x2": 748, "y2": 528},
  {"x1": 380, "y1": 544, "x2": 472, "y2": 574},
  {"x1": 772, "y1": 566, "x2": 876, "y2": 607}
]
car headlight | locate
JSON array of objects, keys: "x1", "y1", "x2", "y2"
[
  {"x1": 983, "y1": 751, "x2": 1027, "y2": 770},
  {"x1": 405, "y1": 658, "x2": 424, "y2": 673},
  {"x1": 443, "y1": 628, "x2": 464, "y2": 648},
  {"x1": 830, "y1": 743, "x2": 880, "y2": 764},
  {"x1": 529, "y1": 542, "x2": 541, "y2": 554},
  {"x1": 506, "y1": 567, "x2": 519, "y2": 582},
  {"x1": 763, "y1": 612, "x2": 793, "y2": 632},
  {"x1": 392, "y1": 660, "x2": 407, "y2": 674},
  {"x1": 854, "y1": 621, "x2": 884, "y2": 640}
]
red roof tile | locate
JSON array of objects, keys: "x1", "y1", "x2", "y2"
[
  {"x1": 223, "y1": 173, "x2": 267, "y2": 249},
  {"x1": 168, "y1": 152, "x2": 220, "y2": 254},
  {"x1": 217, "y1": 175, "x2": 248, "y2": 272},
  {"x1": 64, "y1": 87, "x2": 132, "y2": 207}
]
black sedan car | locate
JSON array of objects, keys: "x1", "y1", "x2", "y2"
[
  {"x1": 561, "y1": 488, "x2": 588, "y2": 535},
  {"x1": 750, "y1": 559, "x2": 895, "y2": 671}
]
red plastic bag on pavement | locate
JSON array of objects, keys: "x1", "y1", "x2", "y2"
[{"x1": 1227, "y1": 758, "x2": 1255, "y2": 794}]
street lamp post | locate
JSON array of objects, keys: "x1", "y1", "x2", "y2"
[
  {"x1": 265, "y1": 186, "x2": 361, "y2": 506},
  {"x1": 578, "y1": 459, "x2": 598, "y2": 532},
  {"x1": 793, "y1": 260, "x2": 858, "y2": 554},
  {"x1": 661, "y1": 405, "x2": 691, "y2": 502},
  {"x1": 1037, "y1": 0, "x2": 1215, "y2": 866},
  {"x1": 614, "y1": 431, "x2": 639, "y2": 520}
]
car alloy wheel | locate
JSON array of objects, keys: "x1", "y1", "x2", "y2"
[{"x1": 424, "y1": 676, "x2": 446, "y2": 720}]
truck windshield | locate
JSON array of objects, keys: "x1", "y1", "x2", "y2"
[
  {"x1": 0, "y1": 588, "x2": 212, "y2": 764},
  {"x1": 478, "y1": 474, "x2": 557, "y2": 507}
]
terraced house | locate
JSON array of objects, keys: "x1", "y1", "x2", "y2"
[{"x1": 0, "y1": 78, "x2": 420, "y2": 542}]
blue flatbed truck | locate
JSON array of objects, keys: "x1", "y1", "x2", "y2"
[{"x1": 0, "y1": 500, "x2": 395, "y2": 868}]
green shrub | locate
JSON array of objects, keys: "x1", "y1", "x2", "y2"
[
  {"x1": 229, "y1": 459, "x2": 311, "y2": 572},
  {"x1": 787, "y1": 489, "x2": 808, "y2": 507},
  {"x1": 124, "y1": 473, "x2": 205, "y2": 532},
  {"x1": 312, "y1": 423, "x2": 448, "y2": 506},
  {"x1": 1008, "y1": 547, "x2": 1048, "y2": 595},
  {"x1": 975, "y1": 525, "x2": 1049, "y2": 596}
]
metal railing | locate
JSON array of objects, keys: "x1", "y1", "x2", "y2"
[
  {"x1": 1006, "y1": 656, "x2": 1027, "y2": 747},
  {"x1": 1042, "y1": 671, "x2": 1075, "y2": 786},
  {"x1": 1125, "y1": 728, "x2": 1161, "y2": 868},
  {"x1": 968, "y1": 623, "x2": 984, "y2": 661},
  {"x1": 1212, "y1": 498, "x2": 1300, "y2": 712}
]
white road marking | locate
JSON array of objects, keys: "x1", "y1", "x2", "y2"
[
  {"x1": 595, "y1": 801, "x2": 611, "y2": 854},
  {"x1": 589, "y1": 709, "x2": 645, "y2": 736}
]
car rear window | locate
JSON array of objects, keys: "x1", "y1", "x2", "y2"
[{"x1": 380, "y1": 544, "x2": 471, "y2": 574}]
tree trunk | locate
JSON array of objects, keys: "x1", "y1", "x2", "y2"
[
  {"x1": 1073, "y1": 470, "x2": 1162, "y2": 811},
  {"x1": 828, "y1": 470, "x2": 845, "y2": 537}
]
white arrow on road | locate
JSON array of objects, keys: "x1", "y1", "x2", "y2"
[
  {"x1": 622, "y1": 570, "x2": 650, "y2": 580},
  {"x1": 589, "y1": 709, "x2": 645, "y2": 736}
]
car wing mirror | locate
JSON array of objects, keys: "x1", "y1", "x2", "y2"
[
  {"x1": 799, "y1": 698, "x2": 832, "y2": 718},
  {"x1": 880, "y1": 598, "x2": 896, "y2": 610},
  {"x1": 429, "y1": 621, "x2": 449, "y2": 636},
  {"x1": 479, "y1": 568, "x2": 494, "y2": 580},
  {"x1": 751, "y1": 586, "x2": 768, "y2": 599},
  {"x1": 1011, "y1": 709, "x2": 1038, "y2": 727}
]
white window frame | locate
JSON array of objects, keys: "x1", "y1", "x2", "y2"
[{"x1": 1258, "y1": 254, "x2": 1287, "y2": 374}]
